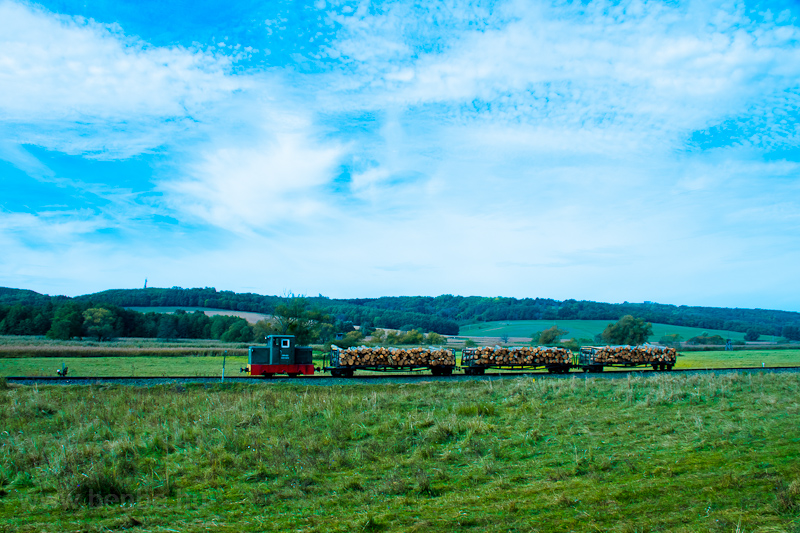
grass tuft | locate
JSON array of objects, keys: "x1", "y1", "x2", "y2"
[{"x1": 65, "y1": 471, "x2": 133, "y2": 507}]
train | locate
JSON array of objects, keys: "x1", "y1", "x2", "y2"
[{"x1": 242, "y1": 335, "x2": 678, "y2": 377}]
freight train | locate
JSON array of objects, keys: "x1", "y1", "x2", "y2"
[{"x1": 242, "y1": 335, "x2": 678, "y2": 377}]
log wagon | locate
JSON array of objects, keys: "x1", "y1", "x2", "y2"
[
  {"x1": 579, "y1": 344, "x2": 677, "y2": 372},
  {"x1": 325, "y1": 345, "x2": 456, "y2": 377},
  {"x1": 460, "y1": 346, "x2": 573, "y2": 375}
]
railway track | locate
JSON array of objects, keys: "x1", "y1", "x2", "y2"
[{"x1": 5, "y1": 366, "x2": 800, "y2": 386}]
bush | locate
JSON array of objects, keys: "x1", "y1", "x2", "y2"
[
  {"x1": 686, "y1": 334, "x2": 726, "y2": 345},
  {"x1": 561, "y1": 338, "x2": 580, "y2": 352},
  {"x1": 744, "y1": 329, "x2": 760, "y2": 342},
  {"x1": 425, "y1": 332, "x2": 447, "y2": 345},
  {"x1": 658, "y1": 334, "x2": 682, "y2": 346}
]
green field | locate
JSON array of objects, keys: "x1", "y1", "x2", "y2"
[
  {"x1": 1, "y1": 373, "x2": 799, "y2": 532},
  {"x1": 677, "y1": 350, "x2": 800, "y2": 369},
  {"x1": 0, "y1": 356, "x2": 249, "y2": 377},
  {"x1": 460, "y1": 319, "x2": 752, "y2": 342},
  {"x1": 126, "y1": 307, "x2": 270, "y2": 323}
]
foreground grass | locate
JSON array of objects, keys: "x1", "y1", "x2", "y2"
[{"x1": 1, "y1": 373, "x2": 799, "y2": 532}]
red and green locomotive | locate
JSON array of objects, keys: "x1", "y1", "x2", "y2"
[{"x1": 244, "y1": 335, "x2": 314, "y2": 378}]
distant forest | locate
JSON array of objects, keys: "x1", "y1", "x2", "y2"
[{"x1": 2, "y1": 286, "x2": 800, "y2": 341}]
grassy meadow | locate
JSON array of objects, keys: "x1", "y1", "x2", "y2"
[
  {"x1": 460, "y1": 320, "x2": 752, "y2": 343},
  {"x1": 1, "y1": 373, "x2": 799, "y2": 532},
  {"x1": 676, "y1": 350, "x2": 800, "y2": 369},
  {"x1": 0, "y1": 356, "x2": 250, "y2": 377}
]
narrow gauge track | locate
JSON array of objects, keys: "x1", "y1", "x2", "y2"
[{"x1": 5, "y1": 366, "x2": 800, "y2": 386}]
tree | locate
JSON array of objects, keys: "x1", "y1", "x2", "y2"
[
  {"x1": 744, "y1": 329, "x2": 760, "y2": 342},
  {"x1": 157, "y1": 316, "x2": 179, "y2": 340},
  {"x1": 82, "y1": 307, "x2": 116, "y2": 341},
  {"x1": 500, "y1": 333, "x2": 510, "y2": 344},
  {"x1": 47, "y1": 303, "x2": 84, "y2": 340},
  {"x1": 536, "y1": 326, "x2": 569, "y2": 345},
  {"x1": 274, "y1": 299, "x2": 315, "y2": 344},
  {"x1": 463, "y1": 339, "x2": 477, "y2": 348},
  {"x1": 220, "y1": 319, "x2": 254, "y2": 342},
  {"x1": 253, "y1": 319, "x2": 280, "y2": 342},
  {"x1": 601, "y1": 315, "x2": 652, "y2": 345},
  {"x1": 781, "y1": 325, "x2": 800, "y2": 341}
]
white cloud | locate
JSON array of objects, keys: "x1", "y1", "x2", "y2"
[
  {"x1": 165, "y1": 110, "x2": 344, "y2": 232},
  {"x1": 0, "y1": 0, "x2": 245, "y2": 157}
]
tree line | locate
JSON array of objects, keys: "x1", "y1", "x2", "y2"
[
  {"x1": 71, "y1": 288, "x2": 800, "y2": 337},
  {"x1": 3, "y1": 286, "x2": 800, "y2": 339}
]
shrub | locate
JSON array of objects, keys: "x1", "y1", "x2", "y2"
[
  {"x1": 425, "y1": 332, "x2": 447, "y2": 345},
  {"x1": 686, "y1": 334, "x2": 726, "y2": 345},
  {"x1": 744, "y1": 329, "x2": 760, "y2": 342}
]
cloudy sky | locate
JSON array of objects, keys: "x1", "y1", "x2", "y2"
[{"x1": 1, "y1": 0, "x2": 799, "y2": 310}]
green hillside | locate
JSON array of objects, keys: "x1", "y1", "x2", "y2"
[{"x1": 460, "y1": 320, "x2": 751, "y2": 342}]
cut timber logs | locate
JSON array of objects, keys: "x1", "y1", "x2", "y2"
[
  {"x1": 461, "y1": 346, "x2": 572, "y2": 366},
  {"x1": 332, "y1": 345, "x2": 455, "y2": 367},
  {"x1": 580, "y1": 344, "x2": 677, "y2": 365}
]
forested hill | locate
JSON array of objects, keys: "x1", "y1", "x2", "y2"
[{"x1": 2, "y1": 286, "x2": 800, "y2": 337}]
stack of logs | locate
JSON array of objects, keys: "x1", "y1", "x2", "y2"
[
  {"x1": 462, "y1": 346, "x2": 572, "y2": 366},
  {"x1": 583, "y1": 345, "x2": 677, "y2": 365},
  {"x1": 333, "y1": 346, "x2": 455, "y2": 367}
]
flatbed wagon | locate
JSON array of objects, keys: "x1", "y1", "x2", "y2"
[
  {"x1": 461, "y1": 346, "x2": 573, "y2": 375},
  {"x1": 579, "y1": 344, "x2": 677, "y2": 372},
  {"x1": 325, "y1": 345, "x2": 456, "y2": 377}
]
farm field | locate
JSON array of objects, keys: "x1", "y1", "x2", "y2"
[
  {"x1": 126, "y1": 307, "x2": 271, "y2": 324},
  {"x1": 0, "y1": 336, "x2": 249, "y2": 359},
  {"x1": 1, "y1": 373, "x2": 799, "y2": 532},
  {"x1": 460, "y1": 319, "x2": 752, "y2": 342}
]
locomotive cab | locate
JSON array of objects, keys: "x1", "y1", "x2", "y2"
[{"x1": 246, "y1": 335, "x2": 314, "y2": 377}]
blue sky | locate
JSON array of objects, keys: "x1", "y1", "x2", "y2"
[{"x1": 1, "y1": 0, "x2": 800, "y2": 311}]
